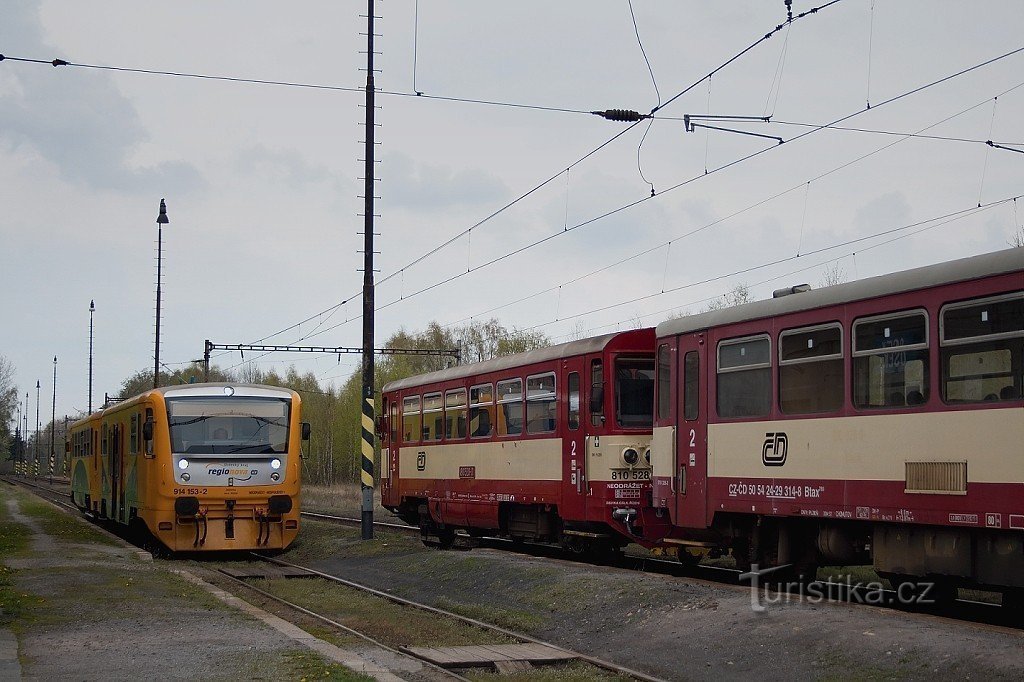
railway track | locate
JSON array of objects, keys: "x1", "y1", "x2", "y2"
[
  {"x1": 233, "y1": 552, "x2": 666, "y2": 681},
  {"x1": 303, "y1": 508, "x2": 1021, "y2": 630},
  {"x1": 5, "y1": 477, "x2": 1018, "y2": 633}
]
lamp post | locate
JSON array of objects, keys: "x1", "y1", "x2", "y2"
[
  {"x1": 89, "y1": 300, "x2": 95, "y2": 413},
  {"x1": 23, "y1": 392, "x2": 28, "y2": 476},
  {"x1": 154, "y1": 199, "x2": 169, "y2": 389},
  {"x1": 49, "y1": 356, "x2": 57, "y2": 484},
  {"x1": 34, "y1": 380, "x2": 40, "y2": 477}
]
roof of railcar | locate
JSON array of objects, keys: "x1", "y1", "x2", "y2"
[
  {"x1": 657, "y1": 248, "x2": 1024, "y2": 338},
  {"x1": 71, "y1": 383, "x2": 297, "y2": 427},
  {"x1": 382, "y1": 330, "x2": 651, "y2": 393}
]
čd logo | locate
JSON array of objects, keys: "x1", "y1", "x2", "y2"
[{"x1": 762, "y1": 432, "x2": 788, "y2": 466}]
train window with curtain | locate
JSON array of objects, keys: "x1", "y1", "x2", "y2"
[
  {"x1": 591, "y1": 359, "x2": 604, "y2": 426},
  {"x1": 526, "y1": 373, "x2": 557, "y2": 434},
  {"x1": 129, "y1": 414, "x2": 137, "y2": 455},
  {"x1": 567, "y1": 373, "x2": 580, "y2": 430},
  {"x1": 779, "y1": 323, "x2": 844, "y2": 414},
  {"x1": 615, "y1": 357, "x2": 655, "y2": 428},
  {"x1": 657, "y1": 344, "x2": 671, "y2": 421},
  {"x1": 717, "y1": 335, "x2": 772, "y2": 418},
  {"x1": 422, "y1": 393, "x2": 443, "y2": 441},
  {"x1": 402, "y1": 395, "x2": 421, "y2": 443},
  {"x1": 497, "y1": 378, "x2": 524, "y2": 436},
  {"x1": 684, "y1": 351, "x2": 699, "y2": 421},
  {"x1": 940, "y1": 292, "x2": 1024, "y2": 403},
  {"x1": 445, "y1": 389, "x2": 468, "y2": 439},
  {"x1": 853, "y1": 311, "x2": 929, "y2": 408},
  {"x1": 469, "y1": 383, "x2": 495, "y2": 438}
]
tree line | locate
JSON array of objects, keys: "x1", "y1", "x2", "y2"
[{"x1": 3, "y1": 319, "x2": 549, "y2": 485}]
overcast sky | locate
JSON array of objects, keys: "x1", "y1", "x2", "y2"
[{"x1": 2, "y1": 0, "x2": 1023, "y2": 424}]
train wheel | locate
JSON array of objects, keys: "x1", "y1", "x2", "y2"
[{"x1": 434, "y1": 528, "x2": 456, "y2": 550}]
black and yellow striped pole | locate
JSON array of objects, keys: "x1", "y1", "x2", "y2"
[{"x1": 358, "y1": 0, "x2": 378, "y2": 540}]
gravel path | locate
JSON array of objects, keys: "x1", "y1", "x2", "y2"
[{"x1": 0, "y1": 487, "x2": 388, "y2": 681}]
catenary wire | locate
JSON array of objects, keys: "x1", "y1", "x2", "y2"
[
  {"x1": 349, "y1": 45, "x2": 1024, "y2": 328},
  {"x1": 236, "y1": 4, "x2": 844, "y2": 346}
]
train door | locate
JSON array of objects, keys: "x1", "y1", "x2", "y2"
[
  {"x1": 675, "y1": 333, "x2": 709, "y2": 529},
  {"x1": 560, "y1": 358, "x2": 586, "y2": 521},
  {"x1": 110, "y1": 424, "x2": 121, "y2": 523}
]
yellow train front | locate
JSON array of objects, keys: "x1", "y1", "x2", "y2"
[{"x1": 69, "y1": 383, "x2": 306, "y2": 552}]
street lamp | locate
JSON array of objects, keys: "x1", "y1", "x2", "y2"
[
  {"x1": 89, "y1": 300, "x2": 95, "y2": 413},
  {"x1": 34, "y1": 380, "x2": 40, "y2": 477},
  {"x1": 155, "y1": 199, "x2": 169, "y2": 389},
  {"x1": 50, "y1": 356, "x2": 57, "y2": 484}
]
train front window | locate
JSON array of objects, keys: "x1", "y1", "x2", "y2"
[
  {"x1": 941, "y1": 293, "x2": 1024, "y2": 403},
  {"x1": 615, "y1": 357, "x2": 654, "y2": 428},
  {"x1": 166, "y1": 397, "x2": 290, "y2": 454}
]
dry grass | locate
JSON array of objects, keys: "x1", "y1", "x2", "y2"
[{"x1": 301, "y1": 484, "x2": 391, "y2": 519}]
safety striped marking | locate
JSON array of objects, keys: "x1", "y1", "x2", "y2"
[{"x1": 360, "y1": 397, "x2": 374, "y2": 488}]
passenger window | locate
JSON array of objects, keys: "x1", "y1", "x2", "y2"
[
  {"x1": 717, "y1": 336, "x2": 771, "y2": 418},
  {"x1": 469, "y1": 384, "x2": 495, "y2": 438},
  {"x1": 590, "y1": 360, "x2": 604, "y2": 426},
  {"x1": 853, "y1": 311, "x2": 929, "y2": 408},
  {"x1": 389, "y1": 400, "x2": 398, "y2": 443},
  {"x1": 497, "y1": 379, "x2": 524, "y2": 436},
  {"x1": 941, "y1": 293, "x2": 1023, "y2": 403},
  {"x1": 779, "y1": 324, "x2": 844, "y2": 414},
  {"x1": 402, "y1": 396, "x2": 421, "y2": 443},
  {"x1": 657, "y1": 344, "x2": 671, "y2": 421},
  {"x1": 422, "y1": 393, "x2": 443, "y2": 441},
  {"x1": 526, "y1": 373, "x2": 556, "y2": 434},
  {"x1": 567, "y1": 373, "x2": 580, "y2": 431},
  {"x1": 445, "y1": 389, "x2": 468, "y2": 439},
  {"x1": 684, "y1": 351, "x2": 699, "y2": 421}
]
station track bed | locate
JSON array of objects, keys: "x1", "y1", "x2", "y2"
[
  {"x1": 302, "y1": 508, "x2": 1022, "y2": 631},
  {"x1": 5, "y1": 476, "x2": 1019, "y2": 635}
]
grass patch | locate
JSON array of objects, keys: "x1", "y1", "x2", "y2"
[
  {"x1": 16, "y1": 495, "x2": 119, "y2": 547},
  {"x1": 434, "y1": 596, "x2": 545, "y2": 632},
  {"x1": 301, "y1": 485, "x2": 389, "y2": 518},
  {"x1": 256, "y1": 577, "x2": 515, "y2": 648},
  {"x1": 277, "y1": 649, "x2": 374, "y2": 681},
  {"x1": 464, "y1": 660, "x2": 633, "y2": 682},
  {"x1": 282, "y1": 518, "x2": 422, "y2": 564}
]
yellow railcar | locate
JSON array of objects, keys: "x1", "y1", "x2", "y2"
[{"x1": 69, "y1": 383, "x2": 307, "y2": 552}]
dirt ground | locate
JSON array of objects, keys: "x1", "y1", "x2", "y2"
[
  {"x1": 0, "y1": 485, "x2": 372, "y2": 681},
  {"x1": 290, "y1": 514, "x2": 1024, "y2": 682}
]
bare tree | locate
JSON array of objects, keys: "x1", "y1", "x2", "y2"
[
  {"x1": 1011, "y1": 226, "x2": 1024, "y2": 248},
  {"x1": 818, "y1": 261, "x2": 847, "y2": 288},
  {"x1": 1, "y1": 356, "x2": 18, "y2": 458},
  {"x1": 703, "y1": 283, "x2": 752, "y2": 312}
]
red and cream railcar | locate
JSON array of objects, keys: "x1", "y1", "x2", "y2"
[
  {"x1": 648, "y1": 248, "x2": 1024, "y2": 597},
  {"x1": 380, "y1": 329, "x2": 668, "y2": 551}
]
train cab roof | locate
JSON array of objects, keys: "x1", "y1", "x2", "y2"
[
  {"x1": 656, "y1": 247, "x2": 1024, "y2": 338},
  {"x1": 382, "y1": 328, "x2": 654, "y2": 393}
]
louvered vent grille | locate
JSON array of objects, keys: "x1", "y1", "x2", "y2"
[{"x1": 905, "y1": 461, "x2": 968, "y2": 494}]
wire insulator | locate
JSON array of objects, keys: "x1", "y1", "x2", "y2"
[
  {"x1": 52, "y1": 58, "x2": 68, "y2": 67},
  {"x1": 592, "y1": 109, "x2": 646, "y2": 122}
]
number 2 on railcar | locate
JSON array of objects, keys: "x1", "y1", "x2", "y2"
[
  {"x1": 380, "y1": 329, "x2": 670, "y2": 552},
  {"x1": 69, "y1": 383, "x2": 309, "y2": 552}
]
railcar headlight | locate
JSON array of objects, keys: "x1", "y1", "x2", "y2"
[
  {"x1": 622, "y1": 448, "x2": 639, "y2": 466},
  {"x1": 270, "y1": 458, "x2": 282, "y2": 470},
  {"x1": 178, "y1": 459, "x2": 189, "y2": 470},
  {"x1": 224, "y1": 386, "x2": 235, "y2": 396},
  {"x1": 271, "y1": 472, "x2": 281, "y2": 482},
  {"x1": 181, "y1": 473, "x2": 191, "y2": 482},
  {"x1": 644, "y1": 448, "x2": 651, "y2": 465}
]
